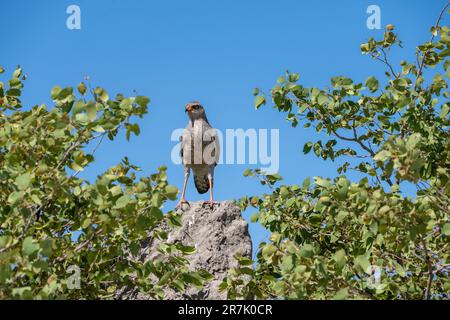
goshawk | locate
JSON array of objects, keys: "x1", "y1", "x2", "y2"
[{"x1": 178, "y1": 101, "x2": 220, "y2": 207}]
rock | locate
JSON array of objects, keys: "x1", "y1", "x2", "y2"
[{"x1": 119, "y1": 201, "x2": 252, "y2": 300}]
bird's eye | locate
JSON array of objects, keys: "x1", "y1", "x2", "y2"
[{"x1": 193, "y1": 105, "x2": 199, "y2": 109}]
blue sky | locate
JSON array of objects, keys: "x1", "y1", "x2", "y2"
[{"x1": 1, "y1": 0, "x2": 446, "y2": 255}]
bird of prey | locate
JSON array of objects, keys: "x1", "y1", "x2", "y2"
[{"x1": 178, "y1": 101, "x2": 220, "y2": 208}]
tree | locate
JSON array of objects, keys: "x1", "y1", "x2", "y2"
[
  {"x1": 0, "y1": 67, "x2": 210, "y2": 299},
  {"x1": 224, "y1": 4, "x2": 450, "y2": 300}
]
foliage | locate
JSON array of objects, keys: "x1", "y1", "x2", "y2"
[
  {"x1": 0, "y1": 68, "x2": 210, "y2": 299},
  {"x1": 223, "y1": 6, "x2": 450, "y2": 300}
]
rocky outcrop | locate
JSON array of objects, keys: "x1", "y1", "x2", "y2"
[{"x1": 119, "y1": 201, "x2": 252, "y2": 300}]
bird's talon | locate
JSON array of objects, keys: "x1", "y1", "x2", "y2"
[
  {"x1": 177, "y1": 200, "x2": 190, "y2": 210},
  {"x1": 202, "y1": 200, "x2": 218, "y2": 208}
]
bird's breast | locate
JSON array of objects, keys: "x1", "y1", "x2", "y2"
[{"x1": 182, "y1": 119, "x2": 216, "y2": 166}]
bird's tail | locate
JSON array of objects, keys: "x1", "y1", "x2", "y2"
[{"x1": 193, "y1": 174, "x2": 210, "y2": 194}]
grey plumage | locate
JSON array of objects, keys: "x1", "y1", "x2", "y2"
[{"x1": 180, "y1": 102, "x2": 219, "y2": 195}]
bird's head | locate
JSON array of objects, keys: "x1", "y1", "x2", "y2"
[{"x1": 185, "y1": 101, "x2": 206, "y2": 121}]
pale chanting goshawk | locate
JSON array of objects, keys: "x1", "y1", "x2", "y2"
[{"x1": 178, "y1": 101, "x2": 220, "y2": 207}]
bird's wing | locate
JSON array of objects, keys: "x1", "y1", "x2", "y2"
[
  {"x1": 179, "y1": 135, "x2": 183, "y2": 158},
  {"x1": 202, "y1": 123, "x2": 220, "y2": 166},
  {"x1": 211, "y1": 129, "x2": 220, "y2": 165},
  {"x1": 180, "y1": 126, "x2": 192, "y2": 164}
]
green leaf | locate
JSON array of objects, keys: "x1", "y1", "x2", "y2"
[
  {"x1": 303, "y1": 142, "x2": 313, "y2": 154},
  {"x1": 57, "y1": 87, "x2": 73, "y2": 100},
  {"x1": 250, "y1": 212, "x2": 259, "y2": 222},
  {"x1": 386, "y1": 24, "x2": 395, "y2": 31},
  {"x1": 165, "y1": 185, "x2": 178, "y2": 200},
  {"x1": 177, "y1": 244, "x2": 196, "y2": 255},
  {"x1": 77, "y1": 82, "x2": 87, "y2": 95},
  {"x1": 135, "y1": 215, "x2": 151, "y2": 232},
  {"x1": 393, "y1": 78, "x2": 410, "y2": 90},
  {"x1": 254, "y1": 95, "x2": 266, "y2": 109},
  {"x1": 443, "y1": 223, "x2": 450, "y2": 236},
  {"x1": 7, "y1": 191, "x2": 23, "y2": 205},
  {"x1": 22, "y1": 237, "x2": 39, "y2": 256},
  {"x1": 75, "y1": 113, "x2": 89, "y2": 125},
  {"x1": 40, "y1": 239, "x2": 53, "y2": 257},
  {"x1": 167, "y1": 212, "x2": 182, "y2": 227},
  {"x1": 262, "y1": 244, "x2": 277, "y2": 258},
  {"x1": 288, "y1": 73, "x2": 300, "y2": 82},
  {"x1": 393, "y1": 261, "x2": 406, "y2": 277},
  {"x1": 439, "y1": 48, "x2": 450, "y2": 58},
  {"x1": 299, "y1": 244, "x2": 314, "y2": 258},
  {"x1": 302, "y1": 177, "x2": 310, "y2": 189},
  {"x1": 332, "y1": 288, "x2": 349, "y2": 300},
  {"x1": 94, "y1": 87, "x2": 109, "y2": 102},
  {"x1": 50, "y1": 86, "x2": 62, "y2": 99},
  {"x1": 317, "y1": 93, "x2": 328, "y2": 105},
  {"x1": 82, "y1": 218, "x2": 91, "y2": 229},
  {"x1": 12, "y1": 287, "x2": 32, "y2": 299},
  {"x1": 236, "y1": 255, "x2": 253, "y2": 266},
  {"x1": 355, "y1": 255, "x2": 371, "y2": 273},
  {"x1": 115, "y1": 195, "x2": 131, "y2": 209},
  {"x1": 266, "y1": 173, "x2": 282, "y2": 183},
  {"x1": 6, "y1": 88, "x2": 21, "y2": 97},
  {"x1": 0, "y1": 236, "x2": 13, "y2": 249},
  {"x1": 15, "y1": 173, "x2": 32, "y2": 190},
  {"x1": 331, "y1": 76, "x2": 353, "y2": 88},
  {"x1": 444, "y1": 60, "x2": 450, "y2": 71},
  {"x1": 135, "y1": 96, "x2": 150, "y2": 108},
  {"x1": 72, "y1": 100, "x2": 85, "y2": 116},
  {"x1": 182, "y1": 273, "x2": 203, "y2": 287},
  {"x1": 336, "y1": 185, "x2": 349, "y2": 201},
  {"x1": 365, "y1": 76, "x2": 379, "y2": 92},
  {"x1": 99, "y1": 214, "x2": 111, "y2": 224},
  {"x1": 125, "y1": 123, "x2": 141, "y2": 141},
  {"x1": 198, "y1": 269, "x2": 214, "y2": 281},
  {"x1": 218, "y1": 280, "x2": 228, "y2": 292},
  {"x1": 334, "y1": 249, "x2": 347, "y2": 269},
  {"x1": 172, "y1": 279, "x2": 185, "y2": 292},
  {"x1": 158, "y1": 271, "x2": 172, "y2": 285},
  {"x1": 12, "y1": 66, "x2": 22, "y2": 79},
  {"x1": 440, "y1": 104, "x2": 449, "y2": 119},
  {"x1": 86, "y1": 101, "x2": 97, "y2": 120},
  {"x1": 92, "y1": 125, "x2": 105, "y2": 132}
]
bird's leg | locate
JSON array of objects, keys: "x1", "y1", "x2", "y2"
[
  {"x1": 209, "y1": 175, "x2": 214, "y2": 203},
  {"x1": 177, "y1": 170, "x2": 190, "y2": 209},
  {"x1": 204, "y1": 173, "x2": 218, "y2": 207}
]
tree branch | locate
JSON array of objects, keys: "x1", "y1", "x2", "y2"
[
  {"x1": 420, "y1": 238, "x2": 433, "y2": 300},
  {"x1": 416, "y1": 1, "x2": 450, "y2": 80},
  {"x1": 370, "y1": 48, "x2": 399, "y2": 79}
]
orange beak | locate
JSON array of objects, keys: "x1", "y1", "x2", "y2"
[{"x1": 185, "y1": 105, "x2": 193, "y2": 112}]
